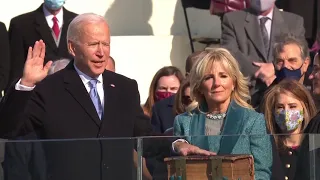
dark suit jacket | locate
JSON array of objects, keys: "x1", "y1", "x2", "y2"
[
  {"x1": 0, "y1": 62, "x2": 158, "y2": 180},
  {"x1": 294, "y1": 135, "x2": 320, "y2": 179},
  {"x1": 304, "y1": 112, "x2": 320, "y2": 133},
  {"x1": 0, "y1": 22, "x2": 10, "y2": 93},
  {"x1": 151, "y1": 95, "x2": 176, "y2": 133},
  {"x1": 270, "y1": 140, "x2": 286, "y2": 180},
  {"x1": 8, "y1": 4, "x2": 77, "y2": 86},
  {"x1": 291, "y1": 113, "x2": 320, "y2": 180},
  {"x1": 221, "y1": 7, "x2": 305, "y2": 107},
  {"x1": 148, "y1": 95, "x2": 176, "y2": 179},
  {"x1": 3, "y1": 133, "x2": 46, "y2": 180}
]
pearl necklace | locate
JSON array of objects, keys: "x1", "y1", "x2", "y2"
[{"x1": 206, "y1": 113, "x2": 226, "y2": 120}]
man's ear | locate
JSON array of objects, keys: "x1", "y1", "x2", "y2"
[
  {"x1": 68, "y1": 40, "x2": 76, "y2": 57},
  {"x1": 303, "y1": 57, "x2": 311, "y2": 72},
  {"x1": 304, "y1": 56, "x2": 311, "y2": 66}
]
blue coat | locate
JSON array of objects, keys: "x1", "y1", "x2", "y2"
[
  {"x1": 173, "y1": 101, "x2": 272, "y2": 180},
  {"x1": 151, "y1": 95, "x2": 176, "y2": 133}
]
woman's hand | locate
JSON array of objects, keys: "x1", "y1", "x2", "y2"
[{"x1": 174, "y1": 142, "x2": 216, "y2": 156}]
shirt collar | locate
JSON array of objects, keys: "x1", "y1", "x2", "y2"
[
  {"x1": 43, "y1": 4, "x2": 64, "y2": 25},
  {"x1": 74, "y1": 64, "x2": 103, "y2": 85},
  {"x1": 258, "y1": 7, "x2": 274, "y2": 21}
]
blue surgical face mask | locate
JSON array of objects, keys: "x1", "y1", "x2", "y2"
[
  {"x1": 44, "y1": 0, "x2": 65, "y2": 10},
  {"x1": 275, "y1": 66, "x2": 302, "y2": 82}
]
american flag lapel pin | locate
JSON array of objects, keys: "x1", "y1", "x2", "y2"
[{"x1": 110, "y1": 84, "x2": 115, "y2": 88}]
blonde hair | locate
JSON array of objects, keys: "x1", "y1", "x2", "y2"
[
  {"x1": 188, "y1": 48, "x2": 252, "y2": 112},
  {"x1": 261, "y1": 79, "x2": 317, "y2": 150}
]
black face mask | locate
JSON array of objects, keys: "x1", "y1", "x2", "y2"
[{"x1": 275, "y1": 65, "x2": 303, "y2": 82}]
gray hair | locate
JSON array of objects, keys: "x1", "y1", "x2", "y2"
[
  {"x1": 48, "y1": 59, "x2": 71, "y2": 75},
  {"x1": 67, "y1": 13, "x2": 107, "y2": 43},
  {"x1": 273, "y1": 34, "x2": 309, "y2": 61}
]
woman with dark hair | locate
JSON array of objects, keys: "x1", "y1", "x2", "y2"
[
  {"x1": 173, "y1": 78, "x2": 196, "y2": 115},
  {"x1": 143, "y1": 66, "x2": 184, "y2": 118}
]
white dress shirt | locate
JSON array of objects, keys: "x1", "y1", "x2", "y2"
[
  {"x1": 43, "y1": 5, "x2": 64, "y2": 29},
  {"x1": 257, "y1": 8, "x2": 274, "y2": 39},
  {"x1": 15, "y1": 65, "x2": 105, "y2": 110},
  {"x1": 74, "y1": 65, "x2": 105, "y2": 109}
]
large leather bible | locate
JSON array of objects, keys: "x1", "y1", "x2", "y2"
[{"x1": 164, "y1": 155, "x2": 254, "y2": 180}]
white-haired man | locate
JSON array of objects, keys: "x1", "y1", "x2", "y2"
[{"x1": 0, "y1": 13, "x2": 161, "y2": 180}]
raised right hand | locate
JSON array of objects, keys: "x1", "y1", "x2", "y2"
[
  {"x1": 174, "y1": 142, "x2": 216, "y2": 156},
  {"x1": 20, "y1": 40, "x2": 52, "y2": 87}
]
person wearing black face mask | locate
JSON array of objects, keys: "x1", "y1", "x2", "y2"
[
  {"x1": 274, "y1": 64, "x2": 304, "y2": 82},
  {"x1": 255, "y1": 35, "x2": 312, "y2": 111},
  {"x1": 221, "y1": 0, "x2": 306, "y2": 108},
  {"x1": 272, "y1": 35, "x2": 311, "y2": 88}
]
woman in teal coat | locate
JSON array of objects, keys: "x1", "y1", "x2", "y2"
[{"x1": 173, "y1": 48, "x2": 272, "y2": 180}]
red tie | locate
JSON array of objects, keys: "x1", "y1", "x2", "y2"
[{"x1": 52, "y1": 16, "x2": 60, "y2": 39}]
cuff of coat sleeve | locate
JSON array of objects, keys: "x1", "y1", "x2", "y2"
[{"x1": 172, "y1": 139, "x2": 189, "y2": 153}]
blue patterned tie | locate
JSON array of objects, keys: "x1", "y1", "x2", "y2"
[{"x1": 89, "y1": 79, "x2": 103, "y2": 119}]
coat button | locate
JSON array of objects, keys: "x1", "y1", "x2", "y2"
[
  {"x1": 288, "y1": 151, "x2": 293, "y2": 155},
  {"x1": 285, "y1": 176, "x2": 288, "y2": 180},
  {"x1": 286, "y1": 164, "x2": 291, "y2": 168}
]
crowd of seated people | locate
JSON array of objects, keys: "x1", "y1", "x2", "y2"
[{"x1": 1, "y1": 0, "x2": 320, "y2": 180}]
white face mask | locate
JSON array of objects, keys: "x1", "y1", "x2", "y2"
[{"x1": 250, "y1": 0, "x2": 275, "y2": 12}]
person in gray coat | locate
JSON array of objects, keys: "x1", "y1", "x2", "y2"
[{"x1": 221, "y1": 0, "x2": 306, "y2": 107}]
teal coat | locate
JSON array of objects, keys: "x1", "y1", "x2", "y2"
[{"x1": 173, "y1": 101, "x2": 272, "y2": 180}]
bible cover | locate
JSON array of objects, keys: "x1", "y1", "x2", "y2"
[{"x1": 164, "y1": 155, "x2": 254, "y2": 180}]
